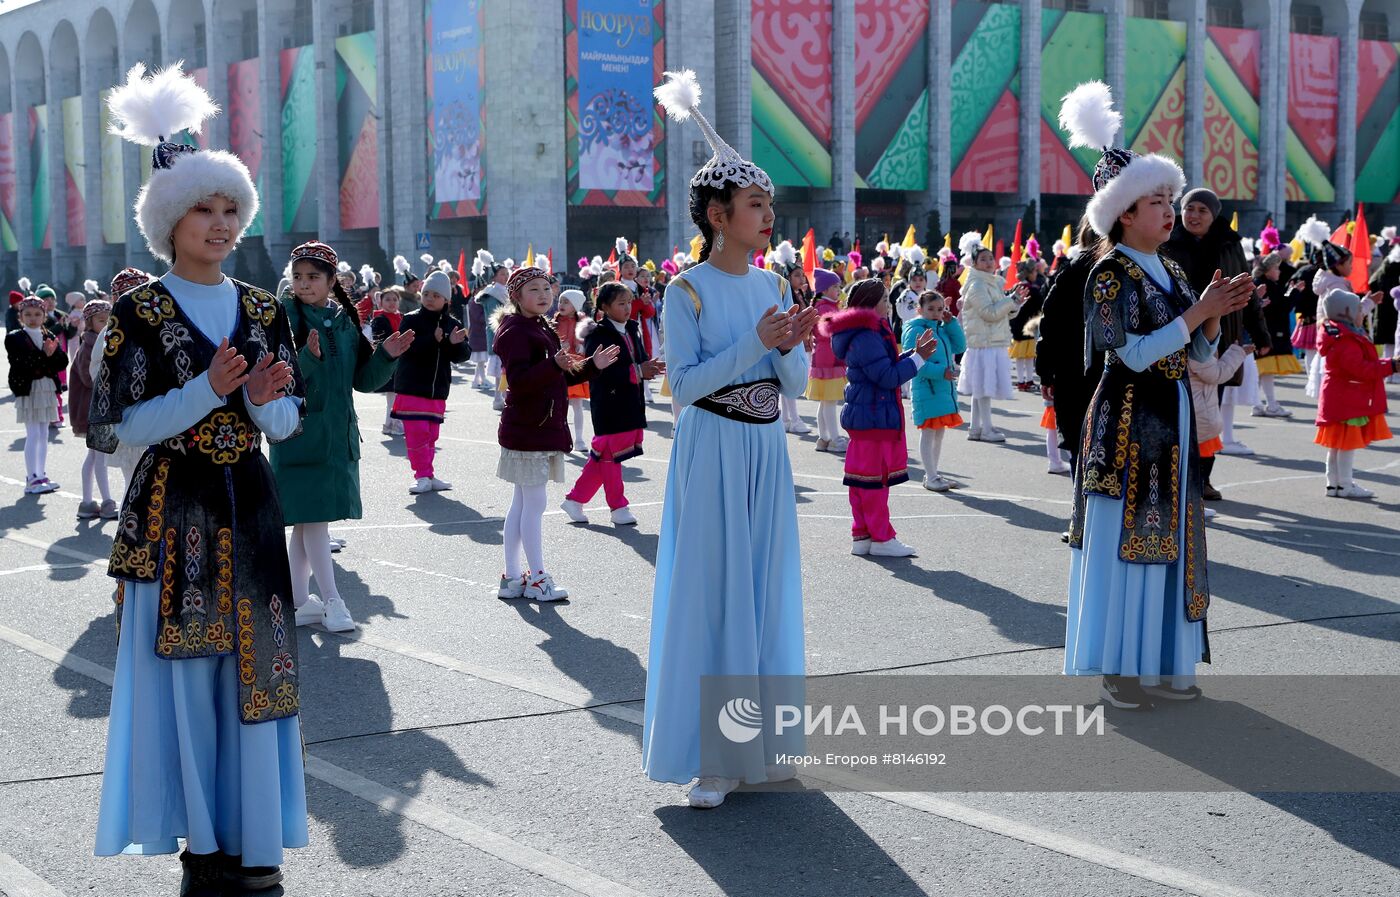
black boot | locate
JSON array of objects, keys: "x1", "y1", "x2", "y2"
[
  {"x1": 223, "y1": 855, "x2": 284, "y2": 892},
  {"x1": 179, "y1": 850, "x2": 226, "y2": 897}
]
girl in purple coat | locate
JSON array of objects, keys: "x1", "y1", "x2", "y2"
[
  {"x1": 827, "y1": 279, "x2": 937, "y2": 558},
  {"x1": 493, "y1": 267, "x2": 620, "y2": 602}
]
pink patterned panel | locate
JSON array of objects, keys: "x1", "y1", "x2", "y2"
[
  {"x1": 1288, "y1": 34, "x2": 1338, "y2": 165},
  {"x1": 751, "y1": 0, "x2": 833, "y2": 143},
  {"x1": 854, "y1": 0, "x2": 928, "y2": 129}
]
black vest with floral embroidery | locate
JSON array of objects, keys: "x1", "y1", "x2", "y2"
[{"x1": 89, "y1": 277, "x2": 307, "y2": 723}]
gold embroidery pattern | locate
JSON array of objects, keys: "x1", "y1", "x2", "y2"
[
  {"x1": 243, "y1": 686, "x2": 271, "y2": 722},
  {"x1": 1185, "y1": 503, "x2": 1208, "y2": 620},
  {"x1": 1170, "y1": 446, "x2": 1181, "y2": 527},
  {"x1": 203, "y1": 619, "x2": 235, "y2": 653},
  {"x1": 236, "y1": 597, "x2": 257, "y2": 686},
  {"x1": 191, "y1": 412, "x2": 253, "y2": 464},
  {"x1": 159, "y1": 528, "x2": 177, "y2": 619},
  {"x1": 271, "y1": 681, "x2": 298, "y2": 716},
  {"x1": 132, "y1": 288, "x2": 175, "y2": 325},
  {"x1": 157, "y1": 621, "x2": 185, "y2": 655},
  {"x1": 1113, "y1": 385, "x2": 1133, "y2": 475},
  {"x1": 1080, "y1": 468, "x2": 1121, "y2": 496},
  {"x1": 144, "y1": 460, "x2": 169, "y2": 543},
  {"x1": 215, "y1": 528, "x2": 234, "y2": 614},
  {"x1": 1154, "y1": 348, "x2": 1187, "y2": 380},
  {"x1": 104, "y1": 317, "x2": 125, "y2": 356},
  {"x1": 242, "y1": 288, "x2": 278, "y2": 327},
  {"x1": 1092, "y1": 271, "x2": 1120, "y2": 304},
  {"x1": 110, "y1": 541, "x2": 157, "y2": 580},
  {"x1": 1123, "y1": 443, "x2": 1141, "y2": 530}
]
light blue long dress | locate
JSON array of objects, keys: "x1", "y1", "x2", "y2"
[
  {"x1": 95, "y1": 274, "x2": 309, "y2": 866},
  {"x1": 1064, "y1": 246, "x2": 1215, "y2": 689},
  {"x1": 643, "y1": 263, "x2": 810, "y2": 784}
]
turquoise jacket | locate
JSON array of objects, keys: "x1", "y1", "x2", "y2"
[{"x1": 902, "y1": 315, "x2": 965, "y2": 423}]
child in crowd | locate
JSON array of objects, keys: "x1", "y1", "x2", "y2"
[
  {"x1": 6, "y1": 295, "x2": 67, "y2": 494},
  {"x1": 70, "y1": 298, "x2": 118, "y2": 517},
  {"x1": 372, "y1": 287, "x2": 406, "y2": 435},
  {"x1": 828, "y1": 279, "x2": 937, "y2": 558},
  {"x1": 494, "y1": 267, "x2": 618, "y2": 602},
  {"x1": 392, "y1": 270, "x2": 469, "y2": 493},
  {"x1": 560, "y1": 282, "x2": 663, "y2": 526},
  {"x1": 956, "y1": 236, "x2": 1024, "y2": 442},
  {"x1": 477, "y1": 263, "x2": 509, "y2": 406},
  {"x1": 1188, "y1": 337, "x2": 1250, "y2": 505},
  {"x1": 1314, "y1": 289, "x2": 1396, "y2": 499},
  {"x1": 902, "y1": 290, "x2": 966, "y2": 490},
  {"x1": 555, "y1": 288, "x2": 592, "y2": 451},
  {"x1": 806, "y1": 268, "x2": 848, "y2": 452}
]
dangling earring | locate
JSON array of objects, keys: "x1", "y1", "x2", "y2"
[{"x1": 714, "y1": 230, "x2": 725, "y2": 254}]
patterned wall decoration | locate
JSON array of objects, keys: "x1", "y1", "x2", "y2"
[
  {"x1": 950, "y1": 0, "x2": 1020, "y2": 194},
  {"x1": 29, "y1": 105, "x2": 50, "y2": 251},
  {"x1": 0, "y1": 112, "x2": 14, "y2": 252},
  {"x1": 854, "y1": 0, "x2": 928, "y2": 191},
  {"x1": 61, "y1": 96, "x2": 84, "y2": 247},
  {"x1": 1039, "y1": 10, "x2": 1105, "y2": 196},
  {"x1": 1122, "y1": 18, "x2": 1186, "y2": 165},
  {"x1": 1285, "y1": 34, "x2": 1337, "y2": 203},
  {"x1": 1355, "y1": 39, "x2": 1400, "y2": 204},
  {"x1": 336, "y1": 32, "x2": 380, "y2": 229},
  {"x1": 280, "y1": 45, "x2": 318, "y2": 233},
  {"x1": 427, "y1": 0, "x2": 485, "y2": 219},
  {"x1": 751, "y1": 0, "x2": 832, "y2": 188},
  {"x1": 226, "y1": 58, "x2": 263, "y2": 238},
  {"x1": 98, "y1": 89, "x2": 125, "y2": 244},
  {"x1": 564, "y1": 0, "x2": 665, "y2": 206},
  {"x1": 1203, "y1": 26, "x2": 1260, "y2": 201}
]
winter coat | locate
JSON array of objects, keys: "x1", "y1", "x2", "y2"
[
  {"x1": 1162, "y1": 219, "x2": 1266, "y2": 383},
  {"x1": 1310, "y1": 269, "x2": 1375, "y2": 331},
  {"x1": 391, "y1": 306, "x2": 469, "y2": 399},
  {"x1": 580, "y1": 316, "x2": 649, "y2": 435},
  {"x1": 1188, "y1": 344, "x2": 1247, "y2": 443},
  {"x1": 475, "y1": 284, "x2": 507, "y2": 352},
  {"x1": 935, "y1": 275, "x2": 962, "y2": 318},
  {"x1": 1369, "y1": 255, "x2": 1400, "y2": 342},
  {"x1": 902, "y1": 315, "x2": 965, "y2": 423},
  {"x1": 271, "y1": 296, "x2": 398, "y2": 524},
  {"x1": 495, "y1": 313, "x2": 598, "y2": 452},
  {"x1": 68, "y1": 329, "x2": 99, "y2": 436},
  {"x1": 809, "y1": 296, "x2": 846, "y2": 379},
  {"x1": 1316, "y1": 321, "x2": 1393, "y2": 424},
  {"x1": 466, "y1": 298, "x2": 488, "y2": 352},
  {"x1": 1034, "y1": 250, "x2": 1101, "y2": 455},
  {"x1": 1254, "y1": 275, "x2": 1296, "y2": 357},
  {"x1": 5, "y1": 327, "x2": 67, "y2": 397},
  {"x1": 555, "y1": 312, "x2": 583, "y2": 354},
  {"x1": 958, "y1": 268, "x2": 1018, "y2": 348},
  {"x1": 369, "y1": 310, "x2": 403, "y2": 394},
  {"x1": 1009, "y1": 277, "x2": 1046, "y2": 342},
  {"x1": 828, "y1": 307, "x2": 920, "y2": 434}
]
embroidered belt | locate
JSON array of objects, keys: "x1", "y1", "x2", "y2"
[
  {"x1": 160, "y1": 411, "x2": 264, "y2": 464},
  {"x1": 693, "y1": 378, "x2": 781, "y2": 424}
]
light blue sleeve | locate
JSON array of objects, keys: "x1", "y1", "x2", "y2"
[
  {"x1": 663, "y1": 282, "x2": 769, "y2": 407},
  {"x1": 773, "y1": 342, "x2": 810, "y2": 398},
  {"x1": 1186, "y1": 324, "x2": 1220, "y2": 363},
  {"x1": 244, "y1": 391, "x2": 303, "y2": 441},
  {"x1": 1116, "y1": 318, "x2": 1192, "y2": 372},
  {"x1": 113, "y1": 372, "x2": 224, "y2": 445}
]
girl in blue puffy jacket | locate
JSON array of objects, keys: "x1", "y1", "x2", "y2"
[{"x1": 901, "y1": 290, "x2": 967, "y2": 491}]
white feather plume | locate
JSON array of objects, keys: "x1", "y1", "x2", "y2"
[
  {"x1": 337, "y1": 261, "x2": 352, "y2": 274},
  {"x1": 18, "y1": 277, "x2": 31, "y2": 292},
  {"x1": 673, "y1": 252, "x2": 689, "y2": 267},
  {"x1": 1379, "y1": 226, "x2": 1396, "y2": 243},
  {"x1": 1389, "y1": 245, "x2": 1400, "y2": 264},
  {"x1": 615, "y1": 237, "x2": 630, "y2": 256},
  {"x1": 958, "y1": 231, "x2": 984, "y2": 261},
  {"x1": 470, "y1": 257, "x2": 484, "y2": 278},
  {"x1": 83, "y1": 279, "x2": 99, "y2": 294},
  {"x1": 1052, "y1": 239, "x2": 1067, "y2": 256},
  {"x1": 537, "y1": 255, "x2": 551, "y2": 274},
  {"x1": 888, "y1": 245, "x2": 904, "y2": 261},
  {"x1": 774, "y1": 240, "x2": 796, "y2": 268},
  {"x1": 653, "y1": 69, "x2": 701, "y2": 122},
  {"x1": 106, "y1": 62, "x2": 218, "y2": 146},
  {"x1": 1059, "y1": 80, "x2": 1121, "y2": 150},
  {"x1": 591, "y1": 255, "x2": 604, "y2": 268},
  {"x1": 419, "y1": 253, "x2": 434, "y2": 267},
  {"x1": 438, "y1": 260, "x2": 452, "y2": 273},
  {"x1": 359, "y1": 264, "x2": 375, "y2": 288},
  {"x1": 1067, "y1": 245, "x2": 1085, "y2": 261},
  {"x1": 392, "y1": 255, "x2": 410, "y2": 275},
  {"x1": 1295, "y1": 215, "x2": 1331, "y2": 246},
  {"x1": 475, "y1": 249, "x2": 495, "y2": 266},
  {"x1": 871, "y1": 257, "x2": 886, "y2": 272},
  {"x1": 502, "y1": 258, "x2": 515, "y2": 269},
  {"x1": 903, "y1": 245, "x2": 927, "y2": 268},
  {"x1": 875, "y1": 241, "x2": 889, "y2": 254}
]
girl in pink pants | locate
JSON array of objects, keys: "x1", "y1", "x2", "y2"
[{"x1": 390, "y1": 270, "x2": 470, "y2": 493}]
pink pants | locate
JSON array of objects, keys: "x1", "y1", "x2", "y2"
[
  {"x1": 566, "y1": 429, "x2": 643, "y2": 510},
  {"x1": 393, "y1": 394, "x2": 446, "y2": 479},
  {"x1": 849, "y1": 487, "x2": 896, "y2": 542},
  {"x1": 844, "y1": 432, "x2": 907, "y2": 543}
]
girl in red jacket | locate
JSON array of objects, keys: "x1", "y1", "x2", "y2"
[
  {"x1": 494, "y1": 267, "x2": 619, "y2": 602},
  {"x1": 1315, "y1": 289, "x2": 1398, "y2": 499}
]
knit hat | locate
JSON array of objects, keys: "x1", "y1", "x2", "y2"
[
  {"x1": 507, "y1": 266, "x2": 549, "y2": 299},
  {"x1": 65, "y1": 291, "x2": 86, "y2": 309},
  {"x1": 1321, "y1": 288, "x2": 1361, "y2": 324},
  {"x1": 560, "y1": 289, "x2": 586, "y2": 313},
  {"x1": 1059, "y1": 81, "x2": 1185, "y2": 237},
  {"x1": 35, "y1": 284, "x2": 56, "y2": 301},
  {"x1": 8, "y1": 290, "x2": 24, "y2": 307},
  {"x1": 1180, "y1": 187, "x2": 1222, "y2": 220},
  {"x1": 110, "y1": 267, "x2": 150, "y2": 296},
  {"x1": 82, "y1": 298, "x2": 113, "y2": 322},
  {"x1": 105, "y1": 63, "x2": 258, "y2": 265},
  {"x1": 17, "y1": 295, "x2": 45, "y2": 313},
  {"x1": 654, "y1": 70, "x2": 773, "y2": 195},
  {"x1": 812, "y1": 268, "x2": 841, "y2": 294},
  {"x1": 1313, "y1": 240, "x2": 1351, "y2": 271},
  {"x1": 421, "y1": 269, "x2": 452, "y2": 299}
]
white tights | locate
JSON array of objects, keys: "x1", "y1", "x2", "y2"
[
  {"x1": 1014, "y1": 357, "x2": 1034, "y2": 382},
  {"x1": 570, "y1": 398, "x2": 586, "y2": 445},
  {"x1": 1046, "y1": 428, "x2": 1066, "y2": 467},
  {"x1": 1220, "y1": 395, "x2": 1238, "y2": 444},
  {"x1": 1325, "y1": 448, "x2": 1356, "y2": 488},
  {"x1": 1259, "y1": 374, "x2": 1277, "y2": 407},
  {"x1": 384, "y1": 393, "x2": 395, "y2": 425},
  {"x1": 503, "y1": 484, "x2": 547, "y2": 578},
  {"x1": 817, "y1": 401, "x2": 841, "y2": 441},
  {"x1": 781, "y1": 395, "x2": 800, "y2": 425},
  {"x1": 919, "y1": 428, "x2": 945, "y2": 479},
  {"x1": 23, "y1": 423, "x2": 48, "y2": 480},
  {"x1": 288, "y1": 521, "x2": 341, "y2": 609},
  {"x1": 81, "y1": 448, "x2": 112, "y2": 503},
  {"x1": 971, "y1": 397, "x2": 996, "y2": 433}
]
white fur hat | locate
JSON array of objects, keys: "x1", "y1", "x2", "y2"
[
  {"x1": 560, "y1": 289, "x2": 586, "y2": 313},
  {"x1": 106, "y1": 63, "x2": 258, "y2": 266}
]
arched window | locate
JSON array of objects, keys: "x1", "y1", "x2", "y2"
[
  {"x1": 1291, "y1": 3, "x2": 1325, "y2": 35},
  {"x1": 1360, "y1": 10, "x2": 1390, "y2": 41},
  {"x1": 1207, "y1": 0, "x2": 1244, "y2": 28}
]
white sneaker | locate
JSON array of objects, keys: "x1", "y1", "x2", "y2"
[
  {"x1": 294, "y1": 595, "x2": 326, "y2": 627},
  {"x1": 492, "y1": 393, "x2": 506, "y2": 411},
  {"x1": 524, "y1": 571, "x2": 569, "y2": 602},
  {"x1": 785, "y1": 420, "x2": 812, "y2": 435},
  {"x1": 429, "y1": 477, "x2": 453, "y2": 491},
  {"x1": 391, "y1": 420, "x2": 405, "y2": 436},
  {"x1": 329, "y1": 539, "x2": 343, "y2": 554},
  {"x1": 322, "y1": 596, "x2": 356, "y2": 632},
  {"x1": 828, "y1": 436, "x2": 849, "y2": 454},
  {"x1": 1250, "y1": 403, "x2": 1269, "y2": 417},
  {"x1": 560, "y1": 499, "x2": 589, "y2": 524},
  {"x1": 610, "y1": 506, "x2": 638, "y2": 526},
  {"x1": 1048, "y1": 463, "x2": 1071, "y2": 475},
  {"x1": 1265, "y1": 404, "x2": 1293, "y2": 418},
  {"x1": 1335, "y1": 483, "x2": 1375, "y2": 499},
  {"x1": 1218, "y1": 441, "x2": 1254, "y2": 456},
  {"x1": 851, "y1": 538, "x2": 872, "y2": 556},
  {"x1": 966, "y1": 428, "x2": 984, "y2": 441},
  {"x1": 573, "y1": 438, "x2": 589, "y2": 453},
  {"x1": 409, "y1": 477, "x2": 434, "y2": 494},
  {"x1": 381, "y1": 423, "x2": 394, "y2": 435},
  {"x1": 980, "y1": 428, "x2": 1007, "y2": 443},
  {"x1": 869, "y1": 538, "x2": 917, "y2": 558},
  {"x1": 497, "y1": 573, "x2": 526, "y2": 599},
  {"x1": 687, "y1": 776, "x2": 740, "y2": 809},
  {"x1": 923, "y1": 476, "x2": 952, "y2": 492}
]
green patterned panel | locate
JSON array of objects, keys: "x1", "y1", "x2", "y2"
[
  {"x1": 1040, "y1": 11, "x2": 1105, "y2": 175},
  {"x1": 865, "y1": 89, "x2": 927, "y2": 191},
  {"x1": 950, "y1": 3, "x2": 1021, "y2": 169},
  {"x1": 1121, "y1": 18, "x2": 1185, "y2": 146},
  {"x1": 280, "y1": 46, "x2": 317, "y2": 232}
]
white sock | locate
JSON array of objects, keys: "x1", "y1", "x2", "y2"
[
  {"x1": 81, "y1": 449, "x2": 97, "y2": 502},
  {"x1": 80, "y1": 449, "x2": 111, "y2": 502},
  {"x1": 782, "y1": 395, "x2": 798, "y2": 425},
  {"x1": 519, "y1": 484, "x2": 548, "y2": 574},
  {"x1": 1016, "y1": 357, "x2": 1032, "y2": 381},
  {"x1": 570, "y1": 398, "x2": 586, "y2": 444},
  {"x1": 27, "y1": 422, "x2": 49, "y2": 479},
  {"x1": 503, "y1": 485, "x2": 525, "y2": 578},
  {"x1": 981, "y1": 398, "x2": 997, "y2": 432},
  {"x1": 1220, "y1": 399, "x2": 1237, "y2": 444},
  {"x1": 301, "y1": 521, "x2": 342, "y2": 605},
  {"x1": 817, "y1": 402, "x2": 835, "y2": 440},
  {"x1": 1338, "y1": 449, "x2": 1356, "y2": 487},
  {"x1": 1260, "y1": 375, "x2": 1277, "y2": 407},
  {"x1": 1325, "y1": 448, "x2": 1340, "y2": 487},
  {"x1": 671, "y1": 398, "x2": 681, "y2": 423},
  {"x1": 920, "y1": 428, "x2": 944, "y2": 479}
]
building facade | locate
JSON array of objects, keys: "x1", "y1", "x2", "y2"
[{"x1": 0, "y1": 0, "x2": 1397, "y2": 291}]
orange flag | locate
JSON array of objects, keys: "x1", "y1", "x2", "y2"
[
  {"x1": 1004, "y1": 220, "x2": 1023, "y2": 289},
  {"x1": 1349, "y1": 204, "x2": 1371, "y2": 293},
  {"x1": 1331, "y1": 220, "x2": 1350, "y2": 247},
  {"x1": 801, "y1": 228, "x2": 817, "y2": 291},
  {"x1": 456, "y1": 249, "x2": 466, "y2": 285},
  {"x1": 607, "y1": 248, "x2": 617, "y2": 272}
]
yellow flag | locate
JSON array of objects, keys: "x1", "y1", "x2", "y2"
[
  {"x1": 630, "y1": 242, "x2": 638, "y2": 258},
  {"x1": 1289, "y1": 237, "x2": 1306, "y2": 260},
  {"x1": 524, "y1": 244, "x2": 534, "y2": 267},
  {"x1": 689, "y1": 232, "x2": 704, "y2": 260},
  {"x1": 1230, "y1": 212, "x2": 1239, "y2": 231},
  {"x1": 942, "y1": 233, "x2": 951, "y2": 250},
  {"x1": 1060, "y1": 222, "x2": 1073, "y2": 249},
  {"x1": 901, "y1": 225, "x2": 917, "y2": 249},
  {"x1": 982, "y1": 225, "x2": 994, "y2": 249}
]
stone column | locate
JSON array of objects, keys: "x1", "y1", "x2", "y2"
[
  {"x1": 810, "y1": 0, "x2": 854, "y2": 245},
  {"x1": 1182, "y1": 0, "x2": 1206, "y2": 190},
  {"x1": 1255, "y1": 0, "x2": 1284, "y2": 224},
  {"x1": 712, "y1": 0, "x2": 751, "y2": 158},
  {"x1": 12, "y1": 65, "x2": 39, "y2": 284},
  {"x1": 374, "y1": 0, "x2": 394, "y2": 257},
  {"x1": 910, "y1": 1, "x2": 952, "y2": 246},
  {"x1": 386, "y1": 0, "x2": 429, "y2": 263},
  {"x1": 81, "y1": 46, "x2": 110, "y2": 278},
  {"x1": 46, "y1": 52, "x2": 71, "y2": 288},
  {"x1": 1104, "y1": 0, "x2": 1126, "y2": 124},
  {"x1": 314, "y1": 0, "x2": 344, "y2": 246},
  {"x1": 1334, "y1": 0, "x2": 1363, "y2": 215},
  {"x1": 257, "y1": 0, "x2": 290, "y2": 270}
]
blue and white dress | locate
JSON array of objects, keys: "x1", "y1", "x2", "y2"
[{"x1": 643, "y1": 263, "x2": 809, "y2": 784}]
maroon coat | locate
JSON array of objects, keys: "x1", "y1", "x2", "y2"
[
  {"x1": 495, "y1": 313, "x2": 597, "y2": 451},
  {"x1": 69, "y1": 329, "x2": 99, "y2": 436}
]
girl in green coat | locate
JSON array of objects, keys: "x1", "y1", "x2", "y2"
[{"x1": 272, "y1": 241, "x2": 411, "y2": 632}]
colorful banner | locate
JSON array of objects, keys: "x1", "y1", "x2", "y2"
[
  {"x1": 29, "y1": 105, "x2": 50, "y2": 251},
  {"x1": 61, "y1": 96, "x2": 85, "y2": 247},
  {"x1": 855, "y1": 0, "x2": 928, "y2": 191},
  {"x1": 752, "y1": 0, "x2": 832, "y2": 188},
  {"x1": 1285, "y1": 33, "x2": 1337, "y2": 203},
  {"x1": 950, "y1": 1, "x2": 1020, "y2": 193},
  {"x1": 564, "y1": 0, "x2": 665, "y2": 206},
  {"x1": 99, "y1": 88, "x2": 125, "y2": 244},
  {"x1": 336, "y1": 31, "x2": 380, "y2": 229},
  {"x1": 226, "y1": 57, "x2": 263, "y2": 238},
  {"x1": 1355, "y1": 40, "x2": 1400, "y2": 204},
  {"x1": 1122, "y1": 18, "x2": 1186, "y2": 165},
  {"x1": 0, "y1": 112, "x2": 16, "y2": 252},
  {"x1": 427, "y1": 0, "x2": 485, "y2": 219},
  {"x1": 1203, "y1": 26, "x2": 1260, "y2": 201},
  {"x1": 280, "y1": 45, "x2": 317, "y2": 233},
  {"x1": 1039, "y1": 10, "x2": 1105, "y2": 196}
]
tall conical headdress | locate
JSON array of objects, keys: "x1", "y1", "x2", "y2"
[{"x1": 654, "y1": 70, "x2": 773, "y2": 195}]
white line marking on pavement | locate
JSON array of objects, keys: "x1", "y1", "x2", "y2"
[
  {"x1": 0, "y1": 851, "x2": 68, "y2": 897},
  {"x1": 1216, "y1": 457, "x2": 1400, "y2": 491},
  {"x1": 3, "y1": 533, "x2": 112, "y2": 565},
  {"x1": 0, "y1": 562, "x2": 101, "y2": 577},
  {"x1": 0, "y1": 626, "x2": 651, "y2": 897}
]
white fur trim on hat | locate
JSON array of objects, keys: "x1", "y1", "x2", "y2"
[
  {"x1": 1084, "y1": 153, "x2": 1185, "y2": 237},
  {"x1": 136, "y1": 149, "x2": 258, "y2": 265}
]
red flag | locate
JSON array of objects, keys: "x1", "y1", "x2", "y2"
[
  {"x1": 608, "y1": 248, "x2": 617, "y2": 272},
  {"x1": 994, "y1": 239, "x2": 1005, "y2": 263},
  {"x1": 457, "y1": 249, "x2": 467, "y2": 285},
  {"x1": 1349, "y1": 204, "x2": 1371, "y2": 292},
  {"x1": 1330, "y1": 220, "x2": 1350, "y2": 247},
  {"x1": 1004, "y1": 220, "x2": 1023, "y2": 289},
  {"x1": 802, "y1": 228, "x2": 817, "y2": 291},
  {"x1": 547, "y1": 248, "x2": 554, "y2": 278}
]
